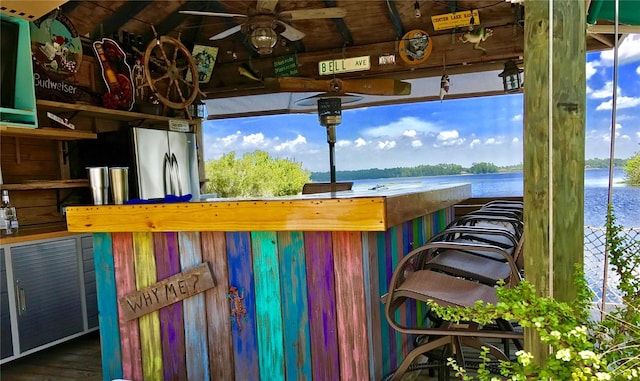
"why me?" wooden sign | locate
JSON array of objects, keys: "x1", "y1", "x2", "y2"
[{"x1": 119, "y1": 262, "x2": 215, "y2": 320}]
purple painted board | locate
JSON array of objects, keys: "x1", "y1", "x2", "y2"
[
  {"x1": 332, "y1": 231, "x2": 370, "y2": 381},
  {"x1": 303, "y1": 231, "x2": 340, "y2": 381},
  {"x1": 226, "y1": 232, "x2": 260, "y2": 381},
  {"x1": 112, "y1": 232, "x2": 143, "y2": 381},
  {"x1": 154, "y1": 232, "x2": 187, "y2": 380},
  {"x1": 201, "y1": 232, "x2": 235, "y2": 381}
]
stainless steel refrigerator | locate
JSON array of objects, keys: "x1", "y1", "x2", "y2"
[{"x1": 132, "y1": 127, "x2": 200, "y2": 200}]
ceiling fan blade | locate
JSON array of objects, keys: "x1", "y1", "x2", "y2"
[
  {"x1": 257, "y1": 0, "x2": 279, "y2": 12},
  {"x1": 209, "y1": 25, "x2": 243, "y2": 40},
  {"x1": 179, "y1": 10, "x2": 247, "y2": 18},
  {"x1": 280, "y1": 7, "x2": 346, "y2": 21},
  {"x1": 264, "y1": 78, "x2": 410, "y2": 96},
  {"x1": 277, "y1": 21, "x2": 305, "y2": 41},
  {"x1": 342, "y1": 79, "x2": 411, "y2": 96}
]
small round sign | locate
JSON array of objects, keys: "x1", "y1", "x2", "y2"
[{"x1": 399, "y1": 29, "x2": 433, "y2": 65}]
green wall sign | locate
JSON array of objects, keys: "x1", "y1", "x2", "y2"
[{"x1": 274, "y1": 54, "x2": 299, "y2": 77}]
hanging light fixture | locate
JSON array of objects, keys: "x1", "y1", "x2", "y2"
[
  {"x1": 249, "y1": 26, "x2": 278, "y2": 55},
  {"x1": 414, "y1": 1, "x2": 421, "y2": 18},
  {"x1": 188, "y1": 96, "x2": 207, "y2": 119},
  {"x1": 498, "y1": 60, "x2": 524, "y2": 93}
]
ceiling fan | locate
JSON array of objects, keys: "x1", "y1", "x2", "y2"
[{"x1": 180, "y1": 0, "x2": 347, "y2": 55}]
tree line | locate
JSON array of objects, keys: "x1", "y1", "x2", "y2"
[
  {"x1": 203, "y1": 151, "x2": 637, "y2": 197},
  {"x1": 311, "y1": 158, "x2": 630, "y2": 182}
]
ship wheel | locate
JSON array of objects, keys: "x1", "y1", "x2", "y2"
[{"x1": 142, "y1": 33, "x2": 203, "y2": 118}]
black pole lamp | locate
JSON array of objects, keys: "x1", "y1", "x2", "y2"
[
  {"x1": 188, "y1": 97, "x2": 207, "y2": 119},
  {"x1": 498, "y1": 60, "x2": 524, "y2": 93},
  {"x1": 317, "y1": 97, "x2": 342, "y2": 189}
]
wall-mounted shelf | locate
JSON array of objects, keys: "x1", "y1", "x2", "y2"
[
  {"x1": 0, "y1": 180, "x2": 89, "y2": 191},
  {"x1": 0, "y1": 125, "x2": 97, "y2": 140},
  {"x1": 36, "y1": 99, "x2": 195, "y2": 126}
]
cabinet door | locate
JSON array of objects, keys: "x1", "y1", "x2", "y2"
[
  {"x1": 0, "y1": 248, "x2": 13, "y2": 360},
  {"x1": 81, "y1": 235, "x2": 98, "y2": 329},
  {"x1": 11, "y1": 239, "x2": 83, "y2": 352}
]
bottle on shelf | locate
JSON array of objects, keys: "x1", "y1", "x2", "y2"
[
  {"x1": 93, "y1": 42, "x2": 121, "y2": 93},
  {"x1": 1, "y1": 190, "x2": 18, "y2": 235}
]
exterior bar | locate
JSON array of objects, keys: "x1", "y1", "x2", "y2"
[{"x1": 65, "y1": 184, "x2": 470, "y2": 380}]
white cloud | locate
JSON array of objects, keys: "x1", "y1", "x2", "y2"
[
  {"x1": 637, "y1": 65, "x2": 640, "y2": 75},
  {"x1": 595, "y1": 34, "x2": 640, "y2": 67},
  {"x1": 403, "y1": 129, "x2": 417, "y2": 138},
  {"x1": 220, "y1": 132, "x2": 241, "y2": 147},
  {"x1": 596, "y1": 96, "x2": 640, "y2": 111},
  {"x1": 589, "y1": 81, "x2": 621, "y2": 99},
  {"x1": 243, "y1": 133, "x2": 266, "y2": 146},
  {"x1": 377, "y1": 140, "x2": 396, "y2": 150},
  {"x1": 511, "y1": 114, "x2": 523, "y2": 122},
  {"x1": 586, "y1": 61, "x2": 597, "y2": 79},
  {"x1": 336, "y1": 139, "x2": 352, "y2": 147},
  {"x1": 470, "y1": 139, "x2": 481, "y2": 148},
  {"x1": 363, "y1": 116, "x2": 439, "y2": 137},
  {"x1": 354, "y1": 138, "x2": 367, "y2": 147},
  {"x1": 274, "y1": 134, "x2": 307, "y2": 151},
  {"x1": 512, "y1": 137, "x2": 520, "y2": 143},
  {"x1": 437, "y1": 130, "x2": 460, "y2": 141},
  {"x1": 411, "y1": 140, "x2": 423, "y2": 147},
  {"x1": 485, "y1": 138, "x2": 497, "y2": 144},
  {"x1": 435, "y1": 130, "x2": 465, "y2": 147}
]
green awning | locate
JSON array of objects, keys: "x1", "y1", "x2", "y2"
[{"x1": 587, "y1": 0, "x2": 640, "y2": 26}]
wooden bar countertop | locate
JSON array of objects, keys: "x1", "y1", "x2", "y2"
[{"x1": 65, "y1": 183, "x2": 471, "y2": 233}]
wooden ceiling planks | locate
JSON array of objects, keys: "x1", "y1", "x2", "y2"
[{"x1": 55, "y1": 0, "x2": 616, "y2": 101}]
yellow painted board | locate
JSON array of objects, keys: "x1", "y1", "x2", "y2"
[{"x1": 66, "y1": 198, "x2": 387, "y2": 232}]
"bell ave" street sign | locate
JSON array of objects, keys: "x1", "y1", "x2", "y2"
[{"x1": 318, "y1": 56, "x2": 370, "y2": 76}]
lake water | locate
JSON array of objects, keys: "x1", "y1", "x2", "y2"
[{"x1": 352, "y1": 168, "x2": 639, "y2": 228}]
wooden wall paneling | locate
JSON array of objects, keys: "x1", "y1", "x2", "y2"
[
  {"x1": 0, "y1": 138, "x2": 58, "y2": 180},
  {"x1": 250, "y1": 231, "x2": 285, "y2": 381},
  {"x1": 332, "y1": 231, "x2": 370, "y2": 381},
  {"x1": 303, "y1": 231, "x2": 340, "y2": 381},
  {"x1": 133, "y1": 232, "x2": 163, "y2": 380},
  {"x1": 363, "y1": 232, "x2": 383, "y2": 381},
  {"x1": 276, "y1": 231, "x2": 312, "y2": 381},
  {"x1": 112, "y1": 232, "x2": 143, "y2": 380},
  {"x1": 92, "y1": 233, "x2": 123, "y2": 380},
  {"x1": 153, "y1": 232, "x2": 187, "y2": 380},
  {"x1": 201, "y1": 232, "x2": 234, "y2": 381},
  {"x1": 225, "y1": 232, "x2": 260, "y2": 381},
  {"x1": 177, "y1": 232, "x2": 210, "y2": 380}
]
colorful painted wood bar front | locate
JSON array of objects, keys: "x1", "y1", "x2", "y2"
[{"x1": 68, "y1": 184, "x2": 470, "y2": 380}]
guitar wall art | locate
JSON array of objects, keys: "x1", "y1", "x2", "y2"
[{"x1": 92, "y1": 38, "x2": 135, "y2": 111}]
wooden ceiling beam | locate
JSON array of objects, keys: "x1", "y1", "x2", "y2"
[
  {"x1": 201, "y1": 24, "x2": 525, "y2": 97},
  {"x1": 324, "y1": 0, "x2": 353, "y2": 46},
  {"x1": 90, "y1": 1, "x2": 154, "y2": 40},
  {"x1": 385, "y1": 0, "x2": 405, "y2": 39}
]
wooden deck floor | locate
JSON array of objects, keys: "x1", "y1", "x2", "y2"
[{"x1": 0, "y1": 332, "x2": 102, "y2": 381}]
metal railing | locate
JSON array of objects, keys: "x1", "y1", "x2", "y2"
[{"x1": 584, "y1": 226, "x2": 640, "y2": 308}]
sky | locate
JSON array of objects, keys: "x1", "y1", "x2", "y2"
[{"x1": 202, "y1": 34, "x2": 640, "y2": 173}]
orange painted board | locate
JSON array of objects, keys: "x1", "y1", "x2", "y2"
[
  {"x1": 201, "y1": 232, "x2": 235, "y2": 381},
  {"x1": 112, "y1": 232, "x2": 143, "y2": 381}
]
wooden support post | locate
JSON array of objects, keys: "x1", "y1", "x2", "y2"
[{"x1": 523, "y1": 0, "x2": 586, "y2": 361}]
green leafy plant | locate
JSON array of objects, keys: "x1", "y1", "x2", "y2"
[{"x1": 427, "y1": 207, "x2": 640, "y2": 380}]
